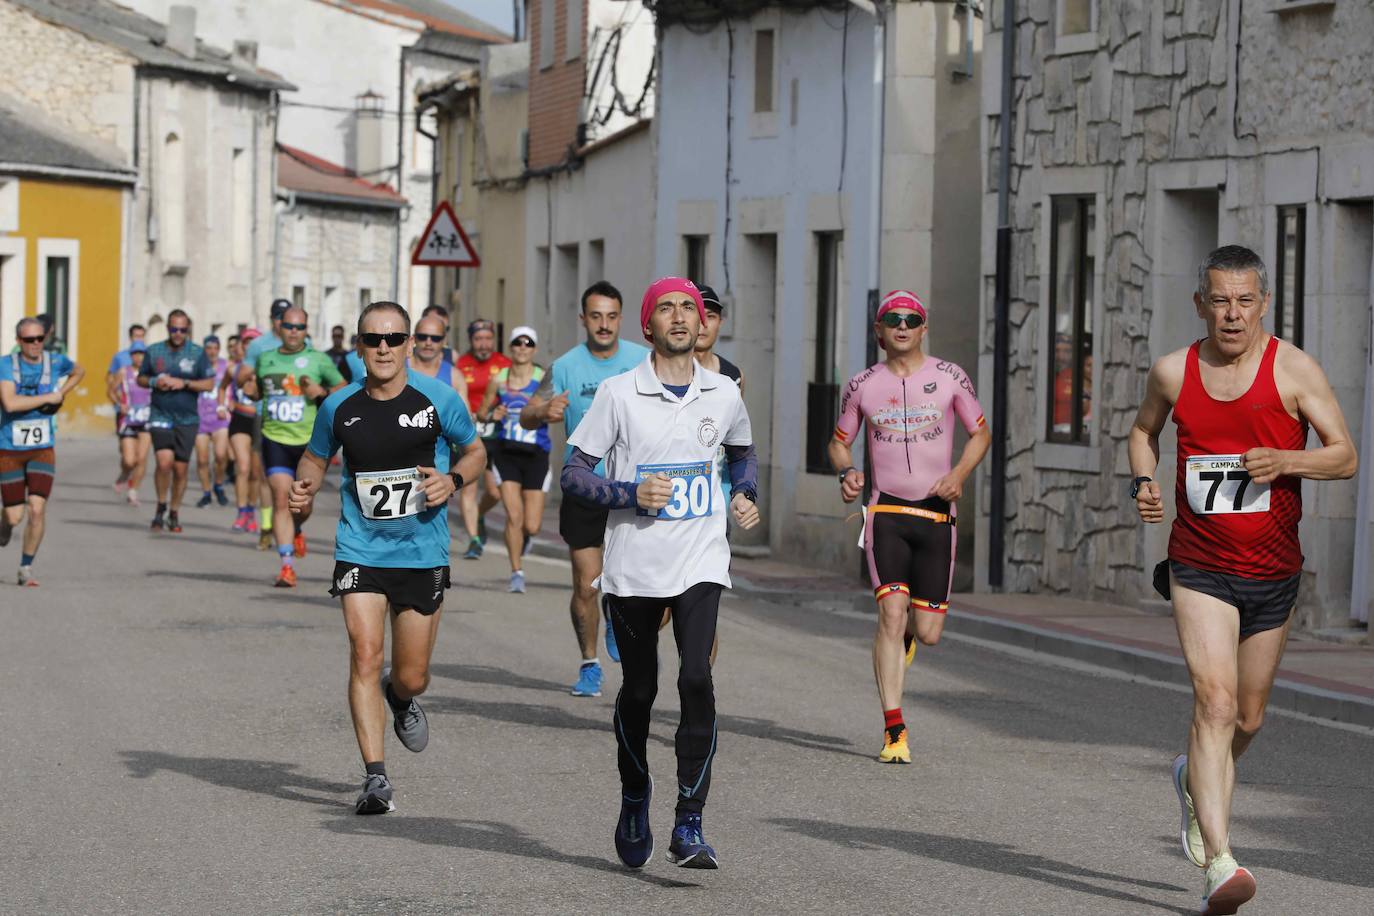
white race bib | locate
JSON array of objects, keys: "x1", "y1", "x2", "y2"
[
  {"x1": 267, "y1": 395, "x2": 306, "y2": 423},
  {"x1": 635, "y1": 460, "x2": 714, "y2": 520},
  {"x1": 127, "y1": 405, "x2": 151, "y2": 425},
  {"x1": 1185, "y1": 454, "x2": 1270, "y2": 515},
  {"x1": 356, "y1": 467, "x2": 425, "y2": 520},
  {"x1": 11, "y1": 417, "x2": 50, "y2": 447},
  {"x1": 502, "y1": 409, "x2": 538, "y2": 445}
]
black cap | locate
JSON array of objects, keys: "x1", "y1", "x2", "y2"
[
  {"x1": 696, "y1": 284, "x2": 723, "y2": 313},
  {"x1": 269, "y1": 298, "x2": 292, "y2": 320}
]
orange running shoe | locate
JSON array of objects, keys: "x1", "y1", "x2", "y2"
[
  {"x1": 274, "y1": 565, "x2": 297, "y2": 588},
  {"x1": 293, "y1": 530, "x2": 307, "y2": 558},
  {"x1": 878, "y1": 727, "x2": 911, "y2": 764}
]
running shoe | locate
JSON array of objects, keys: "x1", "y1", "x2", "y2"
[
  {"x1": 570, "y1": 661, "x2": 603, "y2": 697},
  {"x1": 602, "y1": 594, "x2": 620, "y2": 663},
  {"x1": 509, "y1": 570, "x2": 526, "y2": 593},
  {"x1": 214, "y1": 484, "x2": 228, "y2": 506},
  {"x1": 232, "y1": 513, "x2": 247, "y2": 532},
  {"x1": 666, "y1": 813, "x2": 718, "y2": 869},
  {"x1": 257, "y1": 529, "x2": 272, "y2": 550},
  {"x1": 522, "y1": 532, "x2": 531, "y2": 556},
  {"x1": 274, "y1": 565, "x2": 297, "y2": 588},
  {"x1": 477, "y1": 516, "x2": 487, "y2": 545},
  {"x1": 1200, "y1": 853, "x2": 1255, "y2": 915},
  {"x1": 113, "y1": 479, "x2": 128, "y2": 495},
  {"x1": 878, "y1": 726, "x2": 911, "y2": 764},
  {"x1": 1173, "y1": 754, "x2": 1206, "y2": 868},
  {"x1": 614, "y1": 776, "x2": 654, "y2": 869},
  {"x1": 167, "y1": 512, "x2": 183, "y2": 534},
  {"x1": 463, "y1": 538, "x2": 483, "y2": 560},
  {"x1": 246, "y1": 516, "x2": 259, "y2": 534},
  {"x1": 381, "y1": 668, "x2": 429, "y2": 753},
  {"x1": 149, "y1": 512, "x2": 165, "y2": 532},
  {"x1": 904, "y1": 631, "x2": 917, "y2": 668},
  {"x1": 196, "y1": 491, "x2": 213, "y2": 508},
  {"x1": 355, "y1": 773, "x2": 395, "y2": 815},
  {"x1": 126, "y1": 489, "x2": 140, "y2": 507},
  {"x1": 293, "y1": 530, "x2": 307, "y2": 558},
  {"x1": 17, "y1": 566, "x2": 38, "y2": 587}
]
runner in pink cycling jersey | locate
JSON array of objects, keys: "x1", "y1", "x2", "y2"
[{"x1": 829, "y1": 289, "x2": 991, "y2": 764}]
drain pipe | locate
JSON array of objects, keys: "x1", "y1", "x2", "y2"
[
  {"x1": 1352, "y1": 272, "x2": 1374, "y2": 624},
  {"x1": 988, "y1": 0, "x2": 1015, "y2": 589}
]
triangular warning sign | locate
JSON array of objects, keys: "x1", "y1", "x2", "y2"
[{"x1": 412, "y1": 201, "x2": 480, "y2": 267}]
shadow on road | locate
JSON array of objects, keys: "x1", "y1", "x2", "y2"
[
  {"x1": 70, "y1": 518, "x2": 262, "y2": 551},
  {"x1": 768, "y1": 817, "x2": 1191, "y2": 913},
  {"x1": 323, "y1": 814, "x2": 700, "y2": 889},
  {"x1": 431, "y1": 663, "x2": 568, "y2": 693},
  {"x1": 120, "y1": 750, "x2": 354, "y2": 810}
]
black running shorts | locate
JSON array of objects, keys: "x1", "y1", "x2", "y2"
[
  {"x1": 228, "y1": 412, "x2": 254, "y2": 438},
  {"x1": 1153, "y1": 559, "x2": 1298, "y2": 639},
  {"x1": 494, "y1": 442, "x2": 550, "y2": 492},
  {"x1": 330, "y1": 561, "x2": 450, "y2": 616},
  {"x1": 150, "y1": 424, "x2": 197, "y2": 463},
  {"x1": 559, "y1": 490, "x2": 609, "y2": 551},
  {"x1": 261, "y1": 437, "x2": 306, "y2": 477},
  {"x1": 864, "y1": 492, "x2": 956, "y2": 612}
]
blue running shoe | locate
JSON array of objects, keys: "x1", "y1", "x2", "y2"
[
  {"x1": 602, "y1": 594, "x2": 620, "y2": 663},
  {"x1": 463, "y1": 538, "x2": 483, "y2": 560},
  {"x1": 570, "y1": 661, "x2": 603, "y2": 697},
  {"x1": 666, "y1": 813, "x2": 718, "y2": 869},
  {"x1": 614, "y1": 776, "x2": 653, "y2": 869}
]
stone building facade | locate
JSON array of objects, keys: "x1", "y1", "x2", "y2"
[{"x1": 977, "y1": 0, "x2": 1374, "y2": 629}]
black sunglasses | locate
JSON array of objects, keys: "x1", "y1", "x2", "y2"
[
  {"x1": 880, "y1": 312, "x2": 924, "y2": 330},
  {"x1": 414, "y1": 333, "x2": 445, "y2": 343},
  {"x1": 18, "y1": 335, "x2": 45, "y2": 344},
  {"x1": 167, "y1": 325, "x2": 190, "y2": 334},
  {"x1": 510, "y1": 337, "x2": 535, "y2": 348},
  {"x1": 359, "y1": 332, "x2": 409, "y2": 348},
  {"x1": 280, "y1": 322, "x2": 308, "y2": 332}
]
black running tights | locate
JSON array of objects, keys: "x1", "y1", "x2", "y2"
[{"x1": 608, "y1": 581, "x2": 721, "y2": 816}]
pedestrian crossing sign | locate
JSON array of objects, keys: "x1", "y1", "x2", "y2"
[{"x1": 412, "y1": 201, "x2": 480, "y2": 267}]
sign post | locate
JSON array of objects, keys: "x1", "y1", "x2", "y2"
[{"x1": 412, "y1": 201, "x2": 480, "y2": 267}]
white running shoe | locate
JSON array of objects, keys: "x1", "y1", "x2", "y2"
[
  {"x1": 1200, "y1": 853, "x2": 1255, "y2": 915},
  {"x1": 1172, "y1": 754, "x2": 1206, "y2": 867}
]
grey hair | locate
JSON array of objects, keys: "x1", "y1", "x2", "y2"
[
  {"x1": 1196, "y1": 245, "x2": 1269, "y2": 299},
  {"x1": 15, "y1": 316, "x2": 43, "y2": 336},
  {"x1": 357, "y1": 300, "x2": 410, "y2": 336}
]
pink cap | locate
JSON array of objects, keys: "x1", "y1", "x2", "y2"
[
  {"x1": 640, "y1": 277, "x2": 707, "y2": 338},
  {"x1": 875, "y1": 289, "x2": 927, "y2": 322}
]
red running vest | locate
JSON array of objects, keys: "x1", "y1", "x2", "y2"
[{"x1": 1168, "y1": 337, "x2": 1307, "y2": 579}]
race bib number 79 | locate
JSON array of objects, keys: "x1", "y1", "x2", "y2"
[
  {"x1": 635, "y1": 461, "x2": 713, "y2": 520},
  {"x1": 356, "y1": 468, "x2": 425, "y2": 520},
  {"x1": 11, "y1": 418, "x2": 50, "y2": 447},
  {"x1": 1185, "y1": 454, "x2": 1270, "y2": 515}
]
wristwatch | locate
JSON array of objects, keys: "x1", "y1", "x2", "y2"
[
  {"x1": 1130, "y1": 476, "x2": 1152, "y2": 499},
  {"x1": 449, "y1": 471, "x2": 465, "y2": 492},
  {"x1": 838, "y1": 466, "x2": 858, "y2": 485}
]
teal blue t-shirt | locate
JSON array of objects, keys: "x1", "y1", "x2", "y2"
[{"x1": 549, "y1": 340, "x2": 649, "y2": 466}]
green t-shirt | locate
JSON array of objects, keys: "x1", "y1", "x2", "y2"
[{"x1": 256, "y1": 347, "x2": 344, "y2": 446}]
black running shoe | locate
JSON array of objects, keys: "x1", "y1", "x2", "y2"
[
  {"x1": 382, "y1": 668, "x2": 429, "y2": 753},
  {"x1": 167, "y1": 512, "x2": 183, "y2": 533},
  {"x1": 150, "y1": 513, "x2": 165, "y2": 531}
]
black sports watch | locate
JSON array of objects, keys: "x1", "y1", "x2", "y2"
[
  {"x1": 838, "y1": 467, "x2": 858, "y2": 485},
  {"x1": 1130, "y1": 476, "x2": 1152, "y2": 499},
  {"x1": 449, "y1": 471, "x2": 465, "y2": 492}
]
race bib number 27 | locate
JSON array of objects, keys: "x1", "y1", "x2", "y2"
[
  {"x1": 1185, "y1": 454, "x2": 1270, "y2": 515},
  {"x1": 636, "y1": 461, "x2": 713, "y2": 520},
  {"x1": 356, "y1": 468, "x2": 426, "y2": 520}
]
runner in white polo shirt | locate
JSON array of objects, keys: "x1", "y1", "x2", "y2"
[{"x1": 562, "y1": 277, "x2": 760, "y2": 871}]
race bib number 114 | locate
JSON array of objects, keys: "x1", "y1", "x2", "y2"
[
  {"x1": 635, "y1": 461, "x2": 713, "y2": 520},
  {"x1": 1185, "y1": 454, "x2": 1270, "y2": 515}
]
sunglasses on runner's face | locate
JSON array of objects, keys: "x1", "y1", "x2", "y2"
[
  {"x1": 280, "y1": 322, "x2": 307, "y2": 332},
  {"x1": 19, "y1": 335, "x2": 44, "y2": 344},
  {"x1": 414, "y1": 333, "x2": 444, "y2": 343},
  {"x1": 359, "y1": 332, "x2": 409, "y2": 348},
  {"x1": 167, "y1": 325, "x2": 190, "y2": 334},
  {"x1": 880, "y1": 312, "x2": 924, "y2": 330},
  {"x1": 511, "y1": 338, "x2": 535, "y2": 348}
]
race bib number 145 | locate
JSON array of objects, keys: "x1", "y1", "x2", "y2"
[
  {"x1": 635, "y1": 461, "x2": 713, "y2": 520},
  {"x1": 1185, "y1": 454, "x2": 1270, "y2": 515}
]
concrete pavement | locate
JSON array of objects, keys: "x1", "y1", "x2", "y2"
[{"x1": 2, "y1": 438, "x2": 1372, "y2": 914}]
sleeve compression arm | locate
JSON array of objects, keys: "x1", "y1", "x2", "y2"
[
  {"x1": 559, "y1": 447, "x2": 638, "y2": 509},
  {"x1": 725, "y1": 443, "x2": 758, "y2": 502}
]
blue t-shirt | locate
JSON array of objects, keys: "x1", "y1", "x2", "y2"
[
  {"x1": 244, "y1": 332, "x2": 284, "y2": 365},
  {"x1": 139, "y1": 341, "x2": 214, "y2": 428},
  {"x1": 344, "y1": 350, "x2": 366, "y2": 383},
  {"x1": 308, "y1": 370, "x2": 477, "y2": 569},
  {"x1": 108, "y1": 348, "x2": 133, "y2": 374},
  {"x1": 0, "y1": 352, "x2": 74, "y2": 450},
  {"x1": 549, "y1": 340, "x2": 649, "y2": 464}
]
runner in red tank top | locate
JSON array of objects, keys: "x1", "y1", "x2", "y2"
[{"x1": 1129, "y1": 246, "x2": 1357, "y2": 915}]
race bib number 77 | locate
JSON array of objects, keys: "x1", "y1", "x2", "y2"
[
  {"x1": 635, "y1": 461, "x2": 713, "y2": 520},
  {"x1": 1185, "y1": 454, "x2": 1270, "y2": 515}
]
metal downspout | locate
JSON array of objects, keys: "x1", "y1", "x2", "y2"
[{"x1": 989, "y1": 0, "x2": 1015, "y2": 589}]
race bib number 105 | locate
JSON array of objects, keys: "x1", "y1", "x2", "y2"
[
  {"x1": 1185, "y1": 454, "x2": 1270, "y2": 515},
  {"x1": 635, "y1": 461, "x2": 713, "y2": 520},
  {"x1": 356, "y1": 468, "x2": 426, "y2": 520}
]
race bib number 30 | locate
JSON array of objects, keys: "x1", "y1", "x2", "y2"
[
  {"x1": 636, "y1": 461, "x2": 713, "y2": 520},
  {"x1": 11, "y1": 418, "x2": 50, "y2": 447},
  {"x1": 1185, "y1": 454, "x2": 1270, "y2": 515},
  {"x1": 356, "y1": 468, "x2": 425, "y2": 520}
]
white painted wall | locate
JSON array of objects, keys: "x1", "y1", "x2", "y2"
[{"x1": 584, "y1": 0, "x2": 655, "y2": 143}]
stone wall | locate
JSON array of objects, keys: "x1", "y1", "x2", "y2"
[
  {"x1": 0, "y1": 2, "x2": 135, "y2": 157},
  {"x1": 276, "y1": 203, "x2": 399, "y2": 336},
  {"x1": 979, "y1": 0, "x2": 1374, "y2": 627}
]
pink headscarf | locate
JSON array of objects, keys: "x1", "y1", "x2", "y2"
[
  {"x1": 640, "y1": 277, "x2": 707, "y2": 339},
  {"x1": 875, "y1": 289, "x2": 928, "y2": 322}
]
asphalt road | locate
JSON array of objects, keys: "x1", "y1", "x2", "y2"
[{"x1": 2, "y1": 439, "x2": 1371, "y2": 915}]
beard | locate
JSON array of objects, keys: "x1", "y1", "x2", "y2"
[{"x1": 657, "y1": 332, "x2": 696, "y2": 355}]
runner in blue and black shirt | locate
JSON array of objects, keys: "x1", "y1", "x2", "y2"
[{"x1": 289, "y1": 301, "x2": 485, "y2": 816}]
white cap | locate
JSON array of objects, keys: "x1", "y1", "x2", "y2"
[{"x1": 508, "y1": 325, "x2": 538, "y2": 345}]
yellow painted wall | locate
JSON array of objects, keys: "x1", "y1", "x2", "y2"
[{"x1": 11, "y1": 177, "x2": 125, "y2": 436}]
